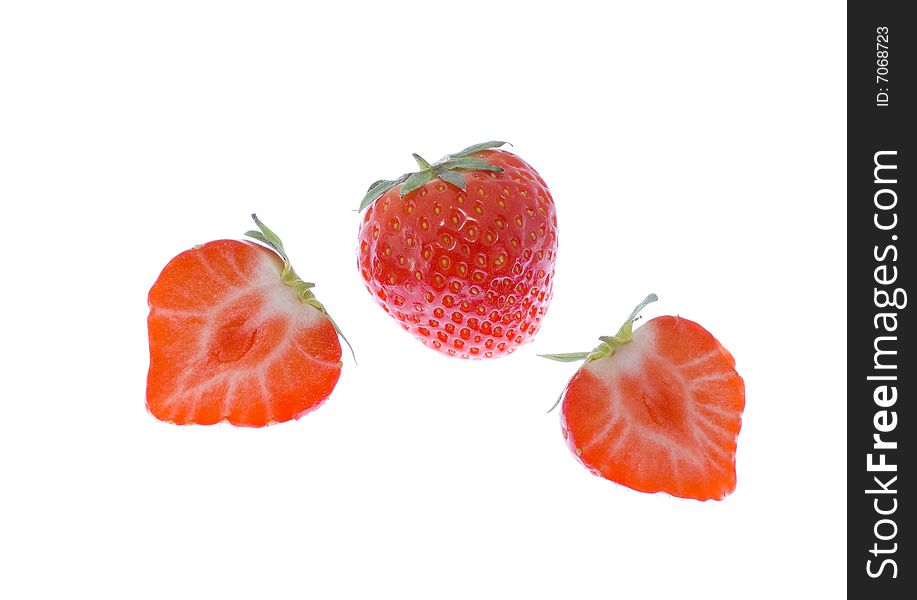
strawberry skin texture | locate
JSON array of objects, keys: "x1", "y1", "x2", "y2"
[
  {"x1": 358, "y1": 150, "x2": 558, "y2": 358},
  {"x1": 560, "y1": 316, "x2": 745, "y2": 501},
  {"x1": 147, "y1": 239, "x2": 342, "y2": 426}
]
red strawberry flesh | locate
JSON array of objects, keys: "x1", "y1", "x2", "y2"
[
  {"x1": 147, "y1": 234, "x2": 342, "y2": 427},
  {"x1": 555, "y1": 304, "x2": 744, "y2": 500}
]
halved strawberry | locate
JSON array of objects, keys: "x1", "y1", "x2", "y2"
[
  {"x1": 542, "y1": 295, "x2": 745, "y2": 501},
  {"x1": 147, "y1": 215, "x2": 347, "y2": 427}
]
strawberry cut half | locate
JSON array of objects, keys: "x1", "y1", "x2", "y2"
[
  {"x1": 542, "y1": 294, "x2": 745, "y2": 501},
  {"x1": 146, "y1": 215, "x2": 349, "y2": 427}
]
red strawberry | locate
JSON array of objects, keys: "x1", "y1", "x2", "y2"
[
  {"x1": 542, "y1": 295, "x2": 745, "y2": 500},
  {"x1": 147, "y1": 215, "x2": 348, "y2": 426},
  {"x1": 357, "y1": 141, "x2": 558, "y2": 359}
]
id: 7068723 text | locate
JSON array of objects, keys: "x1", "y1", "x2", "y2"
[{"x1": 876, "y1": 26, "x2": 889, "y2": 106}]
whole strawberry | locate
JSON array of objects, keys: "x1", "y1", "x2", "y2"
[{"x1": 358, "y1": 142, "x2": 558, "y2": 359}]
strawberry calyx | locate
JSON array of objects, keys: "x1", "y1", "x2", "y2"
[
  {"x1": 539, "y1": 293, "x2": 658, "y2": 411},
  {"x1": 541, "y1": 294, "x2": 659, "y2": 364},
  {"x1": 245, "y1": 214, "x2": 356, "y2": 363},
  {"x1": 358, "y1": 141, "x2": 510, "y2": 212}
]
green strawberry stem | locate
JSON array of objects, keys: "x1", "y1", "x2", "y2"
[
  {"x1": 539, "y1": 293, "x2": 658, "y2": 412},
  {"x1": 540, "y1": 293, "x2": 658, "y2": 364},
  {"x1": 246, "y1": 214, "x2": 356, "y2": 364},
  {"x1": 412, "y1": 153, "x2": 432, "y2": 170},
  {"x1": 358, "y1": 141, "x2": 510, "y2": 212}
]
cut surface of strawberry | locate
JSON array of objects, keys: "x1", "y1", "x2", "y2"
[
  {"x1": 147, "y1": 216, "x2": 344, "y2": 426},
  {"x1": 543, "y1": 295, "x2": 745, "y2": 501}
]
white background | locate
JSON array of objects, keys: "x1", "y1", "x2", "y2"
[{"x1": 0, "y1": 1, "x2": 846, "y2": 598}]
